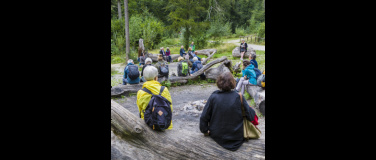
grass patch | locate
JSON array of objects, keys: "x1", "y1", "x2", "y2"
[{"x1": 111, "y1": 78, "x2": 122, "y2": 87}]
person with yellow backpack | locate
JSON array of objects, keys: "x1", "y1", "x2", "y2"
[{"x1": 257, "y1": 70, "x2": 265, "y2": 88}]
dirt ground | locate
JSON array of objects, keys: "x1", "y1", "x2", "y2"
[{"x1": 112, "y1": 83, "x2": 265, "y2": 139}]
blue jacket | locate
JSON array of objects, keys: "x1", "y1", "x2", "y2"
[
  {"x1": 124, "y1": 63, "x2": 140, "y2": 84},
  {"x1": 180, "y1": 48, "x2": 186, "y2": 57},
  {"x1": 242, "y1": 64, "x2": 257, "y2": 85},
  {"x1": 250, "y1": 59, "x2": 258, "y2": 68},
  {"x1": 191, "y1": 60, "x2": 203, "y2": 74}
]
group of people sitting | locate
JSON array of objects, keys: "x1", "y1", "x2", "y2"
[
  {"x1": 122, "y1": 41, "x2": 265, "y2": 151},
  {"x1": 123, "y1": 42, "x2": 206, "y2": 85}
]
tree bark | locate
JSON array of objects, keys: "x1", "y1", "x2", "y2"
[
  {"x1": 117, "y1": 0, "x2": 122, "y2": 19},
  {"x1": 233, "y1": 61, "x2": 242, "y2": 74},
  {"x1": 195, "y1": 49, "x2": 217, "y2": 57},
  {"x1": 124, "y1": 0, "x2": 130, "y2": 61},
  {"x1": 111, "y1": 100, "x2": 265, "y2": 160},
  {"x1": 246, "y1": 85, "x2": 265, "y2": 116},
  {"x1": 169, "y1": 56, "x2": 228, "y2": 83},
  {"x1": 232, "y1": 46, "x2": 256, "y2": 58},
  {"x1": 201, "y1": 51, "x2": 216, "y2": 65}
]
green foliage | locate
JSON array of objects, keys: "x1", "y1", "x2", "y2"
[
  {"x1": 235, "y1": 27, "x2": 246, "y2": 37},
  {"x1": 256, "y1": 22, "x2": 265, "y2": 38}
]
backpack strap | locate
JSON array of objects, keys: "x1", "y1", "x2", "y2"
[
  {"x1": 159, "y1": 86, "x2": 165, "y2": 96},
  {"x1": 141, "y1": 87, "x2": 154, "y2": 95}
]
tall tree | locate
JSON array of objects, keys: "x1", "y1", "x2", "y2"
[
  {"x1": 117, "y1": 0, "x2": 122, "y2": 19},
  {"x1": 124, "y1": 0, "x2": 130, "y2": 61},
  {"x1": 166, "y1": 0, "x2": 207, "y2": 49}
]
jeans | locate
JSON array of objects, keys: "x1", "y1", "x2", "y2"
[
  {"x1": 236, "y1": 77, "x2": 249, "y2": 94},
  {"x1": 167, "y1": 56, "x2": 171, "y2": 62}
]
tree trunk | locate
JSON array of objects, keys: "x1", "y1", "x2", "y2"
[
  {"x1": 111, "y1": 100, "x2": 265, "y2": 160},
  {"x1": 201, "y1": 51, "x2": 216, "y2": 65},
  {"x1": 195, "y1": 49, "x2": 217, "y2": 57},
  {"x1": 117, "y1": 0, "x2": 122, "y2": 19},
  {"x1": 246, "y1": 85, "x2": 265, "y2": 116},
  {"x1": 124, "y1": 0, "x2": 130, "y2": 61},
  {"x1": 233, "y1": 61, "x2": 242, "y2": 74},
  {"x1": 169, "y1": 56, "x2": 228, "y2": 83},
  {"x1": 204, "y1": 59, "x2": 232, "y2": 80}
]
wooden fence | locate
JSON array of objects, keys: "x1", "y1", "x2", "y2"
[{"x1": 239, "y1": 35, "x2": 265, "y2": 43}]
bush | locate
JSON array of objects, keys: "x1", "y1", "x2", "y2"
[
  {"x1": 256, "y1": 22, "x2": 265, "y2": 38},
  {"x1": 235, "y1": 27, "x2": 246, "y2": 37}
]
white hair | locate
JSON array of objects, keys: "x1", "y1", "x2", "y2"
[
  {"x1": 193, "y1": 57, "x2": 198, "y2": 62},
  {"x1": 145, "y1": 58, "x2": 152, "y2": 64},
  {"x1": 143, "y1": 66, "x2": 158, "y2": 81},
  {"x1": 127, "y1": 59, "x2": 133, "y2": 64}
]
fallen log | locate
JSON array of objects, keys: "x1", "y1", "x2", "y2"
[
  {"x1": 111, "y1": 100, "x2": 265, "y2": 160},
  {"x1": 204, "y1": 60, "x2": 233, "y2": 80},
  {"x1": 233, "y1": 61, "x2": 242, "y2": 74},
  {"x1": 201, "y1": 51, "x2": 216, "y2": 65},
  {"x1": 195, "y1": 49, "x2": 217, "y2": 57},
  {"x1": 232, "y1": 47, "x2": 256, "y2": 58},
  {"x1": 168, "y1": 56, "x2": 228, "y2": 84},
  {"x1": 111, "y1": 83, "x2": 144, "y2": 97},
  {"x1": 145, "y1": 53, "x2": 181, "y2": 62},
  {"x1": 246, "y1": 85, "x2": 265, "y2": 116}
]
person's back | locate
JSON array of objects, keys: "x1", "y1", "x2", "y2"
[
  {"x1": 123, "y1": 60, "x2": 140, "y2": 85},
  {"x1": 137, "y1": 66, "x2": 173, "y2": 130},
  {"x1": 243, "y1": 64, "x2": 257, "y2": 85},
  {"x1": 200, "y1": 72, "x2": 256, "y2": 151},
  {"x1": 177, "y1": 59, "x2": 190, "y2": 77}
]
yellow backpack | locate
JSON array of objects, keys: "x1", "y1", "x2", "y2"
[{"x1": 261, "y1": 70, "x2": 265, "y2": 88}]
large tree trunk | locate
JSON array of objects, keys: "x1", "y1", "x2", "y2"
[
  {"x1": 232, "y1": 46, "x2": 256, "y2": 58},
  {"x1": 117, "y1": 0, "x2": 122, "y2": 19},
  {"x1": 124, "y1": 0, "x2": 130, "y2": 60},
  {"x1": 204, "y1": 59, "x2": 233, "y2": 80},
  {"x1": 195, "y1": 49, "x2": 217, "y2": 57},
  {"x1": 246, "y1": 85, "x2": 265, "y2": 116},
  {"x1": 233, "y1": 61, "x2": 242, "y2": 74},
  {"x1": 201, "y1": 51, "x2": 216, "y2": 65},
  {"x1": 111, "y1": 100, "x2": 265, "y2": 160},
  {"x1": 168, "y1": 56, "x2": 228, "y2": 83}
]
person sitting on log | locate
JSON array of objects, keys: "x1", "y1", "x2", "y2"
[
  {"x1": 240, "y1": 39, "x2": 248, "y2": 60},
  {"x1": 137, "y1": 66, "x2": 173, "y2": 130},
  {"x1": 123, "y1": 59, "x2": 140, "y2": 85},
  {"x1": 248, "y1": 53, "x2": 258, "y2": 69},
  {"x1": 140, "y1": 58, "x2": 153, "y2": 82},
  {"x1": 179, "y1": 45, "x2": 186, "y2": 57},
  {"x1": 190, "y1": 41, "x2": 195, "y2": 52},
  {"x1": 154, "y1": 54, "x2": 169, "y2": 80},
  {"x1": 190, "y1": 57, "x2": 205, "y2": 79},
  {"x1": 183, "y1": 54, "x2": 193, "y2": 68},
  {"x1": 166, "y1": 47, "x2": 171, "y2": 63},
  {"x1": 177, "y1": 57, "x2": 190, "y2": 77},
  {"x1": 193, "y1": 51, "x2": 201, "y2": 61},
  {"x1": 137, "y1": 47, "x2": 145, "y2": 66},
  {"x1": 235, "y1": 60, "x2": 257, "y2": 94},
  {"x1": 200, "y1": 72, "x2": 257, "y2": 151},
  {"x1": 159, "y1": 47, "x2": 167, "y2": 61},
  {"x1": 187, "y1": 47, "x2": 195, "y2": 63}
]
